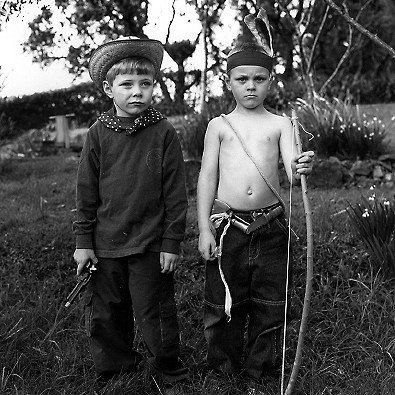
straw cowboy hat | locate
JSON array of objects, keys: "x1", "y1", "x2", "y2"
[{"x1": 89, "y1": 36, "x2": 164, "y2": 90}]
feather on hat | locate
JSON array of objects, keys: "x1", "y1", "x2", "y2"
[
  {"x1": 227, "y1": 8, "x2": 274, "y2": 72},
  {"x1": 244, "y1": 8, "x2": 273, "y2": 57}
]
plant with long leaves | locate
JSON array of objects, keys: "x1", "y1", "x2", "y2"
[
  {"x1": 347, "y1": 196, "x2": 395, "y2": 280},
  {"x1": 296, "y1": 95, "x2": 388, "y2": 159}
]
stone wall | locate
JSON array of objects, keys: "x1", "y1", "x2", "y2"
[{"x1": 279, "y1": 154, "x2": 395, "y2": 189}]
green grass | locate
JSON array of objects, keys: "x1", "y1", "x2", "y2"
[{"x1": 0, "y1": 154, "x2": 394, "y2": 394}]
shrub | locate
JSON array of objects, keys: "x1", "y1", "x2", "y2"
[
  {"x1": 296, "y1": 95, "x2": 388, "y2": 159},
  {"x1": 170, "y1": 113, "x2": 206, "y2": 159},
  {"x1": 206, "y1": 89, "x2": 236, "y2": 119},
  {"x1": 0, "y1": 82, "x2": 112, "y2": 138},
  {"x1": 0, "y1": 111, "x2": 17, "y2": 140},
  {"x1": 347, "y1": 194, "x2": 395, "y2": 280},
  {"x1": 155, "y1": 99, "x2": 193, "y2": 116}
]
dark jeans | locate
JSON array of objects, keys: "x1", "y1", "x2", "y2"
[
  {"x1": 204, "y1": 213, "x2": 291, "y2": 380},
  {"x1": 84, "y1": 252, "x2": 180, "y2": 374}
]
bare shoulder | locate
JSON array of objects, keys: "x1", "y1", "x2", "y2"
[
  {"x1": 268, "y1": 113, "x2": 292, "y2": 134},
  {"x1": 266, "y1": 112, "x2": 291, "y2": 126},
  {"x1": 206, "y1": 116, "x2": 227, "y2": 136},
  {"x1": 207, "y1": 115, "x2": 225, "y2": 129}
]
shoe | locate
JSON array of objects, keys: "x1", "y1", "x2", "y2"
[
  {"x1": 149, "y1": 357, "x2": 189, "y2": 384},
  {"x1": 96, "y1": 353, "x2": 145, "y2": 385},
  {"x1": 129, "y1": 350, "x2": 145, "y2": 371}
]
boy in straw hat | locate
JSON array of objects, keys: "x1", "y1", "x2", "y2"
[
  {"x1": 197, "y1": 8, "x2": 314, "y2": 391},
  {"x1": 73, "y1": 37, "x2": 188, "y2": 385}
]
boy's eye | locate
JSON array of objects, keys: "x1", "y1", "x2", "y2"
[{"x1": 141, "y1": 81, "x2": 152, "y2": 87}]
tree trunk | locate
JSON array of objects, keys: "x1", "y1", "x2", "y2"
[
  {"x1": 174, "y1": 66, "x2": 187, "y2": 107},
  {"x1": 200, "y1": 8, "x2": 208, "y2": 117},
  {"x1": 157, "y1": 72, "x2": 173, "y2": 104},
  {"x1": 283, "y1": 34, "x2": 294, "y2": 80}
]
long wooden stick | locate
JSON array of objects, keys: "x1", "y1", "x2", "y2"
[{"x1": 284, "y1": 109, "x2": 314, "y2": 395}]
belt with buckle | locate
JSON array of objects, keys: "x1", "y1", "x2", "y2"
[{"x1": 212, "y1": 200, "x2": 283, "y2": 234}]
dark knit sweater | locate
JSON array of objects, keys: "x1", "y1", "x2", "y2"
[{"x1": 73, "y1": 107, "x2": 187, "y2": 257}]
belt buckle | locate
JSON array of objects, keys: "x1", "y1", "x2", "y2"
[{"x1": 252, "y1": 210, "x2": 262, "y2": 220}]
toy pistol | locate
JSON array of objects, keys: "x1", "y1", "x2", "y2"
[
  {"x1": 64, "y1": 260, "x2": 97, "y2": 308},
  {"x1": 212, "y1": 199, "x2": 283, "y2": 234},
  {"x1": 212, "y1": 199, "x2": 250, "y2": 233}
]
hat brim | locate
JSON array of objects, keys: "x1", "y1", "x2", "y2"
[{"x1": 89, "y1": 39, "x2": 164, "y2": 91}]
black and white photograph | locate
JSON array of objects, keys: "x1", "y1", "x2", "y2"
[{"x1": 0, "y1": 1, "x2": 394, "y2": 394}]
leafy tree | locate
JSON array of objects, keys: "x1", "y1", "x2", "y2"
[
  {"x1": 162, "y1": 39, "x2": 201, "y2": 109},
  {"x1": 24, "y1": 0, "x2": 149, "y2": 77},
  {"x1": 0, "y1": 0, "x2": 37, "y2": 29},
  {"x1": 23, "y1": 0, "x2": 206, "y2": 109},
  {"x1": 155, "y1": 0, "x2": 201, "y2": 110},
  {"x1": 229, "y1": 0, "x2": 395, "y2": 103},
  {"x1": 322, "y1": 0, "x2": 395, "y2": 102},
  {"x1": 187, "y1": 0, "x2": 226, "y2": 115},
  {"x1": 157, "y1": 0, "x2": 227, "y2": 112},
  {"x1": 229, "y1": 0, "x2": 309, "y2": 82}
]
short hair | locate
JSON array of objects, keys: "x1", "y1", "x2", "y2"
[{"x1": 105, "y1": 57, "x2": 155, "y2": 86}]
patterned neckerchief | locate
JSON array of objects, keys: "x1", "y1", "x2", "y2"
[{"x1": 99, "y1": 106, "x2": 166, "y2": 135}]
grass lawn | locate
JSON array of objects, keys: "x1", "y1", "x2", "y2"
[{"x1": 0, "y1": 153, "x2": 394, "y2": 394}]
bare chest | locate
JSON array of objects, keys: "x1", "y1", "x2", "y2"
[{"x1": 219, "y1": 124, "x2": 280, "y2": 162}]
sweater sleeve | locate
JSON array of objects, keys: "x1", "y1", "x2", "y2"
[
  {"x1": 72, "y1": 126, "x2": 100, "y2": 249},
  {"x1": 160, "y1": 127, "x2": 188, "y2": 254}
]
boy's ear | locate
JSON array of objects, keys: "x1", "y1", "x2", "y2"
[{"x1": 103, "y1": 80, "x2": 114, "y2": 98}]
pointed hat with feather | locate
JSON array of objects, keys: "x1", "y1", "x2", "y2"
[{"x1": 227, "y1": 8, "x2": 274, "y2": 73}]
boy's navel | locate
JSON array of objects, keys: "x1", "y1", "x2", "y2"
[{"x1": 247, "y1": 187, "x2": 253, "y2": 195}]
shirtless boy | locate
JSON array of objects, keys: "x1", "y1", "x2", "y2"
[{"x1": 197, "y1": 10, "x2": 314, "y2": 391}]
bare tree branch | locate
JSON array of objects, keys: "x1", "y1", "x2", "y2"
[
  {"x1": 294, "y1": 0, "x2": 304, "y2": 25},
  {"x1": 165, "y1": 0, "x2": 176, "y2": 45},
  {"x1": 319, "y1": 0, "x2": 375, "y2": 94},
  {"x1": 193, "y1": 30, "x2": 202, "y2": 47},
  {"x1": 185, "y1": 77, "x2": 199, "y2": 90},
  {"x1": 277, "y1": 0, "x2": 316, "y2": 97},
  {"x1": 277, "y1": 1, "x2": 298, "y2": 32},
  {"x1": 359, "y1": 0, "x2": 375, "y2": 14},
  {"x1": 301, "y1": 0, "x2": 315, "y2": 34},
  {"x1": 324, "y1": 0, "x2": 395, "y2": 60},
  {"x1": 307, "y1": 5, "x2": 329, "y2": 73},
  {"x1": 319, "y1": 22, "x2": 353, "y2": 94}
]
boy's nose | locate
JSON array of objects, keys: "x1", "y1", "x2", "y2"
[
  {"x1": 132, "y1": 87, "x2": 142, "y2": 96},
  {"x1": 246, "y1": 81, "x2": 256, "y2": 90}
]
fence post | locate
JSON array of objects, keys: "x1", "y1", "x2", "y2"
[{"x1": 50, "y1": 114, "x2": 74, "y2": 148}]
